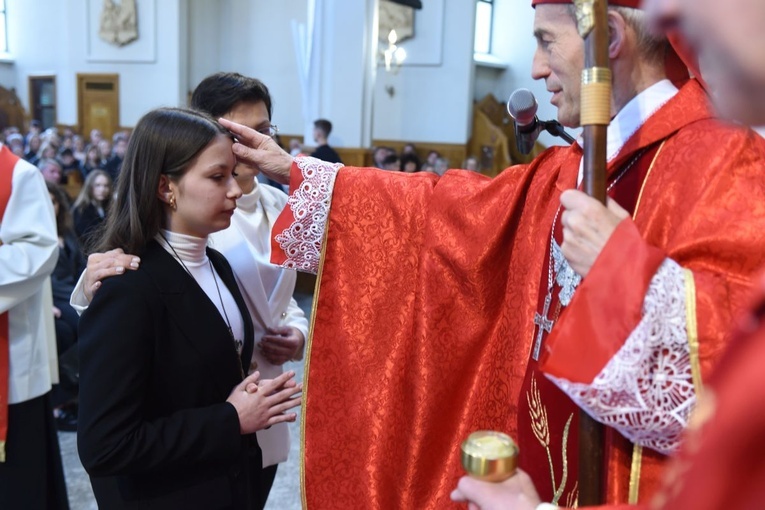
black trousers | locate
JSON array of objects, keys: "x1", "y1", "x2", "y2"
[
  {"x1": 242, "y1": 441, "x2": 278, "y2": 510},
  {"x1": 0, "y1": 392, "x2": 70, "y2": 509},
  {"x1": 253, "y1": 462, "x2": 278, "y2": 510}
]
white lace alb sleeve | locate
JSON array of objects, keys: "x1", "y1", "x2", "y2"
[
  {"x1": 547, "y1": 259, "x2": 695, "y2": 455},
  {"x1": 273, "y1": 156, "x2": 342, "y2": 273}
]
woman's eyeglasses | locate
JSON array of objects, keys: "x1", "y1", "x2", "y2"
[{"x1": 257, "y1": 125, "x2": 278, "y2": 137}]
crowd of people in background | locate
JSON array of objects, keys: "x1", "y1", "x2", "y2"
[
  {"x1": 292, "y1": 130, "x2": 483, "y2": 175},
  {"x1": 4, "y1": 121, "x2": 128, "y2": 195},
  {"x1": 269, "y1": 117, "x2": 483, "y2": 174},
  {"x1": 5, "y1": 124, "x2": 124, "y2": 246},
  {"x1": 262, "y1": 120, "x2": 484, "y2": 178},
  {"x1": 370, "y1": 144, "x2": 482, "y2": 174}
]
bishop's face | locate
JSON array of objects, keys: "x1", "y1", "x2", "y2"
[
  {"x1": 645, "y1": 0, "x2": 765, "y2": 125},
  {"x1": 531, "y1": 4, "x2": 585, "y2": 128}
]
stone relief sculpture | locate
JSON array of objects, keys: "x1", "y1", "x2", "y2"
[
  {"x1": 98, "y1": 0, "x2": 139, "y2": 47},
  {"x1": 378, "y1": 0, "x2": 415, "y2": 43}
]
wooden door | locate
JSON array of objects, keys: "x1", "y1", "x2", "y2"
[{"x1": 77, "y1": 74, "x2": 119, "y2": 140}]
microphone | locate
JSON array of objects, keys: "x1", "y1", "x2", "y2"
[
  {"x1": 507, "y1": 89, "x2": 540, "y2": 155},
  {"x1": 506, "y1": 88, "x2": 576, "y2": 154}
]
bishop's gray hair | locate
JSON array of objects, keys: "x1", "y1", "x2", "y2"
[{"x1": 567, "y1": 5, "x2": 668, "y2": 66}]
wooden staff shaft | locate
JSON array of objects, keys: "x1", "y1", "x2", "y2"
[
  {"x1": 578, "y1": 0, "x2": 610, "y2": 505},
  {"x1": 581, "y1": 125, "x2": 607, "y2": 201}
]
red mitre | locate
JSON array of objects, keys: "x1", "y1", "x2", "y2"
[{"x1": 530, "y1": 0, "x2": 704, "y2": 89}]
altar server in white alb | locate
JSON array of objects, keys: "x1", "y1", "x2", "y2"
[{"x1": 0, "y1": 141, "x2": 69, "y2": 508}]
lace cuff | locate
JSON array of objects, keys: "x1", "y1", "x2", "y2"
[
  {"x1": 273, "y1": 156, "x2": 343, "y2": 273},
  {"x1": 547, "y1": 259, "x2": 694, "y2": 454}
]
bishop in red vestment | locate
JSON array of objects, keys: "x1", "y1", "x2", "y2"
[
  {"x1": 453, "y1": 0, "x2": 765, "y2": 506},
  {"x1": 220, "y1": 4, "x2": 765, "y2": 508}
]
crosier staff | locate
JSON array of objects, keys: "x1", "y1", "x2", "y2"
[{"x1": 574, "y1": 0, "x2": 610, "y2": 505}]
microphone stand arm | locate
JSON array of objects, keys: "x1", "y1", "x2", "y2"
[
  {"x1": 541, "y1": 120, "x2": 577, "y2": 144},
  {"x1": 512, "y1": 117, "x2": 577, "y2": 155}
]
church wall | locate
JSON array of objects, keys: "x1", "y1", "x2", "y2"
[
  {"x1": 6, "y1": 0, "x2": 187, "y2": 130},
  {"x1": 187, "y1": 0, "x2": 221, "y2": 100},
  {"x1": 7, "y1": 0, "x2": 483, "y2": 149},
  {"x1": 188, "y1": 0, "x2": 371, "y2": 148},
  {"x1": 177, "y1": 0, "x2": 189, "y2": 110},
  {"x1": 188, "y1": 0, "x2": 310, "y2": 141},
  {"x1": 372, "y1": 0, "x2": 476, "y2": 145},
  {"x1": 0, "y1": 63, "x2": 15, "y2": 92},
  {"x1": 312, "y1": 0, "x2": 372, "y2": 149},
  {"x1": 188, "y1": 0, "x2": 476, "y2": 148}
]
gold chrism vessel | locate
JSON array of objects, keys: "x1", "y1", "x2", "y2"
[{"x1": 461, "y1": 431, "x2": 519, "y2": 482}]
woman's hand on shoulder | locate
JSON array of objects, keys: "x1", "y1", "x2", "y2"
[{"x1": 83, "y1": 248, "x2": 141, "y2": 301}]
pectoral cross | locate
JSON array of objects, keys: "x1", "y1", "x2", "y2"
[{"x1": 532, "y1": 293, "x2": 554, "y2": 361}]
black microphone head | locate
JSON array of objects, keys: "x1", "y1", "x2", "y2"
[{"x1": 507, "y1": 89, "x2": 538, "y2": 126}]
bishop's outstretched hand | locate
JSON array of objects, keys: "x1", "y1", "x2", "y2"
[{"x1": 219, "y1": 117, "x2": 294, "y2": 185}]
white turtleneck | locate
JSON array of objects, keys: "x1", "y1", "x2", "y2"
[{"x1": 155, "y1": 229, "x2": 246, "y2": 355}]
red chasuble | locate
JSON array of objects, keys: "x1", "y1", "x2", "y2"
[
  {"x1": 288, "y1": 80, "x2": 765, "y2": 509},
  {"x1": 0, "y1": 145, "x2": 19, "y2": 461}
]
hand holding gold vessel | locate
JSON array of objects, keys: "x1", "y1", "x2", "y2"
[{"x1": 460, "y1": 430, "x2": 519, "y2": 482}]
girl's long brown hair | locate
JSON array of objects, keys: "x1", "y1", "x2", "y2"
[{"x1": 93, "y1": 107, "x2": 230, "y2": 255}]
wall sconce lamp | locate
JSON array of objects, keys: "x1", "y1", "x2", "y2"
[{"x1": 382, "y1": 29, "x2": 407, "y2": 74}]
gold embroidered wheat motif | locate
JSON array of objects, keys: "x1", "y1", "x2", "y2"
[{"x1": 527, "y1": 375, "x2": 575, "y2": 505}]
